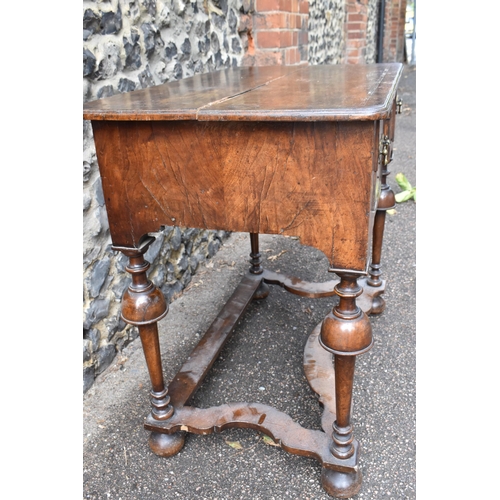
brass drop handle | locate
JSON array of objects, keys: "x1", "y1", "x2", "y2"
[
  {"x1": 396, "y1": 97, "x2": 403, "y2": 114},
  {"x1": 380, "y1": 135, "x2": 390, "y2": 166}
]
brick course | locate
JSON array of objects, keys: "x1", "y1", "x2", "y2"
[
  {"x1": 243, "y1": 0, "x2": 310, "y2": 66},
  {"x1": 344, "y1": 0, "x2": 407, "y2": 64},
  {"x1": 244, "y1": 0, "x2": 407, "y2": 67}
]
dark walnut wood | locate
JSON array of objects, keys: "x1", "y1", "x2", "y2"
[
  {"x1": 318, "y1": 273, "x2": 373, "y2": 496},
  {"x1": 367, "y1": 98, "x2": 398, "y2": 314},
  {"x1": 84, "y1": 63, "x2": 403, "y2": 498},
  {"x1": 85, "y1": 63, "x2": 402, "y2": 273},
  {"x1": 91, "y1": 119, "x2": 377, "y2": 272},
  {"x1": 84, "y1": 64, "x2": 402, "y2": 122},
  {"x1": 112, "y1": 236, "x2": 185, "y2": 456}
]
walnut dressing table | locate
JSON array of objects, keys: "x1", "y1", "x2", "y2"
[{"x1": 84, "y1": 63, "x2": 403, "y2": 498}]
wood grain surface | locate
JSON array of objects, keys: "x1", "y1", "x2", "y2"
[
  {"x1": 86, "y1": 63, "x2": 403, "y2": 272},
  {"x1": 92, "y1": 118, "x2": 379, "y2": 271},
  {"x1": 83, "y1": 64, "x2": 403, "y2": 122}
]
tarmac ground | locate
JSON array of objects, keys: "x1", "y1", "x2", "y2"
[{"x1": 83, "y1": 64, "x2": 416, "y2": 500}]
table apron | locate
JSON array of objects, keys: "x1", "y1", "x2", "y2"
[{"x1": 91, "y1": 119, "x2": 381, "y2": 272}]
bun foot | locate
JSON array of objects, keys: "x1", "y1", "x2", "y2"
[
  {"x1": 321, "y1": 468, "x2": 362, "y2": 498},
  {"x1": 252, "y1": 281, "x2": 270, "y2": 300},
  {"x1": 148, "y1": 431, "x2": 185, "y2": 457},
  {"x1": 369, "y1": 295, "x2": 386, "y2": 315}
]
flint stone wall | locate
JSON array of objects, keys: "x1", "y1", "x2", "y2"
[
  {"x1": 365, "y1": 0, "x2": 379, "y2": 63},
  {"x1": 307, "y1": 0, "x2": 345, "y2": 64},
  {"x1": 307, "y1": 0, "x2": 379, "y2": 65},
  {"x1": 83, "y1": 0, "x2": 251, "y2": 393}
]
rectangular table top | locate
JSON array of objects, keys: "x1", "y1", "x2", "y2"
[{"x1": 83, "y1": 63, "x2": 403, "y2": 122}]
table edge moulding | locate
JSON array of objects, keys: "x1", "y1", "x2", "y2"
[{"x1": 83, "y1": 62, "x2": 403, "y2": 498}]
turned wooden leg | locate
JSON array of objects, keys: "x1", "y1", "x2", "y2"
[
  {"x1": 114, "y1": 236, "x2": 185, "y2": 457},
  {"x1": 249, "y1": 233, "x2": 269, "y2": 300},
  {"x1": 367, "y1": 135, "x2": 396, "y2": 314},
  {"x1": 319, "y1": 273, "x2": 373, "y2": 498}
]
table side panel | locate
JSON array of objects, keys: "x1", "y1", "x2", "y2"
[{"x1": 91, "y1": 120, "x2": 378, "y2": 272}]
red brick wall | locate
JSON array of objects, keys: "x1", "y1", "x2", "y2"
[
  {"x1": 345, "y1": 0, "x2": 370, "y2": 64},
  {"x1": 241, "y1": 0, "x2": 310, "y2": 66},
  {"x1": 383, "y1": 0, "x2": 407, "y2": 62},
  {"x1": 344, "y1": 0, "x2": 407, "y2": 64},
  {"x1": 240, "y1": 0, "x2": 406, "y2": 66}
]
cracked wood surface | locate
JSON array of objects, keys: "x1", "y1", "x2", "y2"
[{"x1": 83, "y1": 64, "x2": 402, "y2": 122}]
